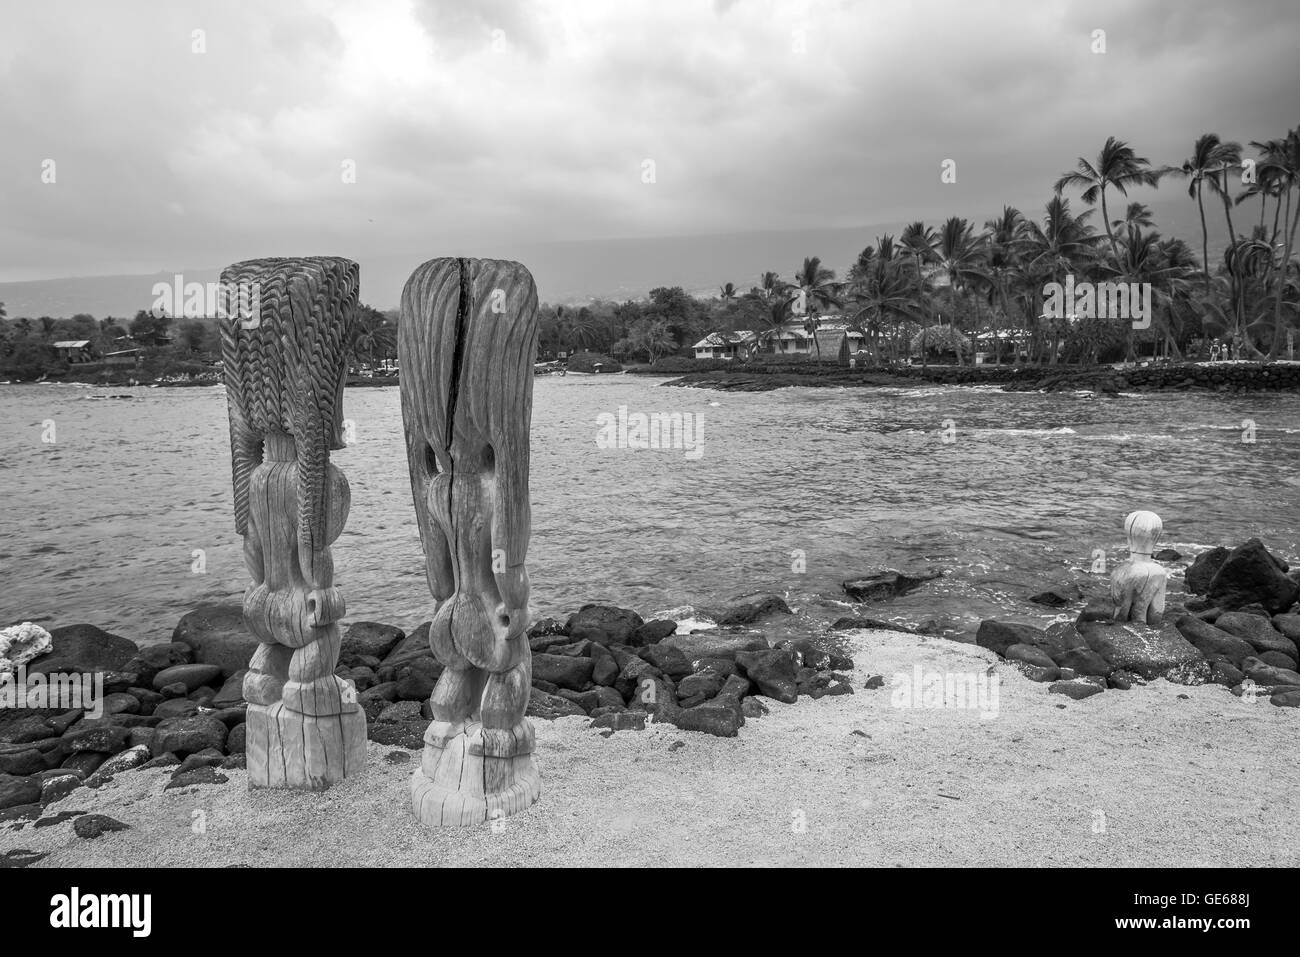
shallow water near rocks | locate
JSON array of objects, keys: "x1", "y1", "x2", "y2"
[{"x1": 1, "y1": 376, "x2": 1298, "y2": 644}]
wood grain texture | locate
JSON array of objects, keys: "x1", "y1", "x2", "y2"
[
  {"x1": 1111, "y1": 510, "x2": 1167, "y2": 626},
  {"x1": 399, "y1": 257, "x2": 542, "y2": 826},
  {"x1": 220, "y1": 256, "x2": 366, "y2": 791}
]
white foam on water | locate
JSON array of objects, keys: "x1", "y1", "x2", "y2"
[
  {"x1": 970, "y1": 427, "x2": 1078, "y2": 436},
  {"x1": 649, "y1": 605, "x2": 716, "y2": 633}
]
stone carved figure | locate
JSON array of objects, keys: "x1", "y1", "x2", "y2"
[
  {"x1": 399, "y1": 257, "x2": 541, "y2": 826},
  {"x1": 220, "y1": 256, "x2": 366, "y2": 789},
  {"x1": 1110, "y1": 510, "x2": 1167, "y2": 626}
]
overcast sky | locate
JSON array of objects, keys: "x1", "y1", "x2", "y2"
[{"x1": 2, "y1": 0, "x2": 1297, "y2": 283}]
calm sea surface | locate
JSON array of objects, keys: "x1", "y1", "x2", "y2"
[{"x1": 2, "y1": 376, "x2": 1299, "y2": 645}]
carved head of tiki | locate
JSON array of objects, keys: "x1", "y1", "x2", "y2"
[
  {"x1": 398, "y1": 258, "x2": 539, "y2": 663},
  {"x1": 220, "y1": 257, "x2": 358, "y2": 584}
]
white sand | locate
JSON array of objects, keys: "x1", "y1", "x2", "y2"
[{"x1": 4, "y1": 628, "x2": 1297, "y2": 867}]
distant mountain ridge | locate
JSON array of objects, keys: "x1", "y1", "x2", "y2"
[{"x1": 0, "y1": 197, "x2": 1240, "y2": 318}]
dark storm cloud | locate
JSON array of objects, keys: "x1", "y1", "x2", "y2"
[{"x1": 0, "y1": 0, "x2": 1295, "y2": 281}]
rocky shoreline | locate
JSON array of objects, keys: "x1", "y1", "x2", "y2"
[
  {"x1": 927, "y1": 537, "x2": 1300, "y2": 705},
  {"x1": 657, "y1": 360, "x2": 1300, "y2": 394},
  {"x1": 0, "y1": 593, "x2": 860, "y2": 843},
  {"x1": 3, "y1": 537, "x2": 1298, "y2": 857}
]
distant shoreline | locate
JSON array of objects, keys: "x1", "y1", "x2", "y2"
[{"x1": 653, "y1": 360, "x2": 1300, "y2": 394}]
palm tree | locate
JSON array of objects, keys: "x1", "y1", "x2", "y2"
[
  {"x1": 1170, "y1": 134, "x2": 1240, "y2": 292},
  {"x1": 1055, "y1": 136, "x2": 1163, "y2": 260},
  {"x1": 932, "y1": 218, "x2": 987, "y2": 364},
  {"x1": 1263, "y1": 128, "x2": 1300, "y2": 357},
  {"x1": 983, "y1": 207, "x2": 1027, "y2": 363},
  {"x1": 0, "y1": 302, "x2": 6, "y2": 321},
  {"x1": 719, "y1": 282, "x2": 738, "y2": 301},
  {"x1": 1152, "y1": 237, "x2": 1201, "y2": 360},
  {"x1": 1020, "y1": 196, "x2": 1103, "y2": 364},
  {"x1": 899, "y1": 222, "x2": 938, "y2": 366},
  {"x1": 760, "y1": 296, "x2": 794, "y2": 356},
  {"x1": 791, "y1": 256, "x2": 841, "y2": 360},
  {"x1": 845, "y1": 236, "x2": 926, "y2": 364},
  {"x1": 1251, "y1": 137, "x2": 1291, "y2": 245},
  {"x1": 1105, "y1": 223, "x2": 1192, "y2": 361},
  {"x1": 1111, "y1": 202, "x2": 1155, "y2": 231}
]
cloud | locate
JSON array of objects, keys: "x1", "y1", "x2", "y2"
[{"x1": 0, "y1": 0, "x2": 1296, "y2": 283}]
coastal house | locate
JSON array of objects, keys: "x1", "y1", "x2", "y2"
[
  {"x1": 102, "y1": 347, "x2": 144, "y2": 367},
  {"x1": 693, "y1": 330, "x2": 757, "y2": 360},
  {"x1": 759, "y1": 319, "x2": 864, "y2": 357},
  {"x1": 52, "y1": 340, "x2": 96, "y2": 363}
]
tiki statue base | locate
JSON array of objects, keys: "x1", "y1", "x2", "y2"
[
  {"x1": 245, "y1": 702, "x2": 367, "y2": 791},
  {"x1": 410, "y1": 719, "x2": 541, "y2": 826}
]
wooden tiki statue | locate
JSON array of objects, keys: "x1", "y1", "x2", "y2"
[
  {"x1": 220, "y1": 256, "x2": 366, "y2": 790},
  {"x1": 1110, "y1": 509, "x2": 1167, "y2": 627},
  {"x1": 399, "y1": 257, "x2": 541, "y2": 826}
]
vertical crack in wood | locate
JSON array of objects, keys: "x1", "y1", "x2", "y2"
[{"x1": 445, "y1": 257, "x2": 471, "y2": 467}]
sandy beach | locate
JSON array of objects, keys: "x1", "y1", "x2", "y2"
[{"x1": 5, "y1": 627, "x2": 1295, "y2": 869}]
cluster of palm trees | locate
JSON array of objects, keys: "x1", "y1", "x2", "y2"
[
  {"x1": 728, "y1": 129, "x2": 1300, "y2": 366},
  {"x1": 348, "y1": 306, "x2": 397, "y2": 369}
]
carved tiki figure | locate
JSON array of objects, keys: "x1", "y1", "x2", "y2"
[
  {"x1": 1110, "y1": 510, "x2": 1167, "y2": 626},
  {"x1": 399, "y1": 257, "x2": 541, "y2": 826},
  {"x1": 220, "y1": 256, "x2": 366, "y2": 790}
]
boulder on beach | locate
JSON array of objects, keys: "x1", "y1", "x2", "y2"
[
  {"x1": 212, "y1": 669, "x2": 247, "y2": 709},
  {"x1": 527, "y1": 617, "x2": 567, "y2": 639},
  {"x1": 1055, "y1": 646, "x2": 1112, "y2": 677},
  {"x1": 1174, "y1": 615, "x2": 1255, "y2": 668},
  {"x1": 532, "y1": 653, "x2": 594, "y2": 691},
  {"x1": 1029, "y1": 584, "x2": 1083, "y2": 607},
  {"x1": 710, "y1": 594, "x2": 792, "y2": 626},
  {"x1": 829, "y1": 616, "x2": 916, "y2": 633},
  {"x1": 1184, "y1": 547, "x2": 1230, "y2": 594},
  {"x1": 151, "y1": 715, "x2": 228, "y2": 757},
  {"x1": 73, "y1": 813, "x2": 131, "y2": 839},
  {"x1": 842, "y1": 569, "x2": 942, "y2": 603},
  {"x1": 340, "y1": 622, "x2": 405, "y2": 663},
  {"x1": 171, "y1": 604, "x2": 259, "y2": 678},
  {"x1": 1258, "y1": 650, "x2": 1298, "y2": 671},
  {"x1": 589, "y1": 643, "x2": 619, "y2": 685},
  {"x1": 87, "y1": 744, "x2": 151, "y2": 781},
  {"x1": 0, "y1": 773, "x2": 42, "y2": 810},
  {"x1": 151, "y1": 663, "x2": 222, "y2": 692},
  {"x1": 975, "y1": 620, "x2": 1065, "y2": 659},
  {"x1": 1049, "y1": 678, "x2": 1105, "y2": 700},
  {"x1": 1204, "y1": 539, "x2": 1299, "y2": 614},
  {"x1": 526, "y1": 690, "x2": 587, "y2": 720},
  {"x1": 380, "y1": 624, "x2": 433, "y2": 672},
  {"x1": 638, "y1": 643, "x2": 692, "y2": 678},
  {"x1": 123, "y1": 643, "x2": 193, "y2": 686},
  {"x1": 64, "y1": 725, "x2": 131, "y2": 756},
  {"x1": 26, "y1": 624, "x2": 138, "y2": 676},
  {"x1": 1078, "y1": 619, "x2": 1207, "y2": 681},
  {"x1": 566, "y1": 604, "x2": 645, "y2": 646},
  {"x1": 0, "y1": 622, "x2": 53, "y2": 672},
  {"x1": 666, "y1": 700, "x2": 745, "y2": 737},
  {"x1": 735, "y1": 648, "x2": 798, "y2": 704},
  {"x1": 1241, "y1": 656, "x2": 1300, "y2": 688},
  {"x1": 660, "y1": 630, "x2": 770, "y2": 661},
  {"x1": 1213, "y1": 612, "x2": 1298, "y2": 658}
]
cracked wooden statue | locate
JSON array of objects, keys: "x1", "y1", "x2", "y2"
[{"x1": 399, "y1": 257, "x2": 541, "y2": 826}]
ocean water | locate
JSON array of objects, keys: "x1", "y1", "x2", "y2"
[{"x1": 2, "y1": 376, "x2": 1298, "y2": 645}]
